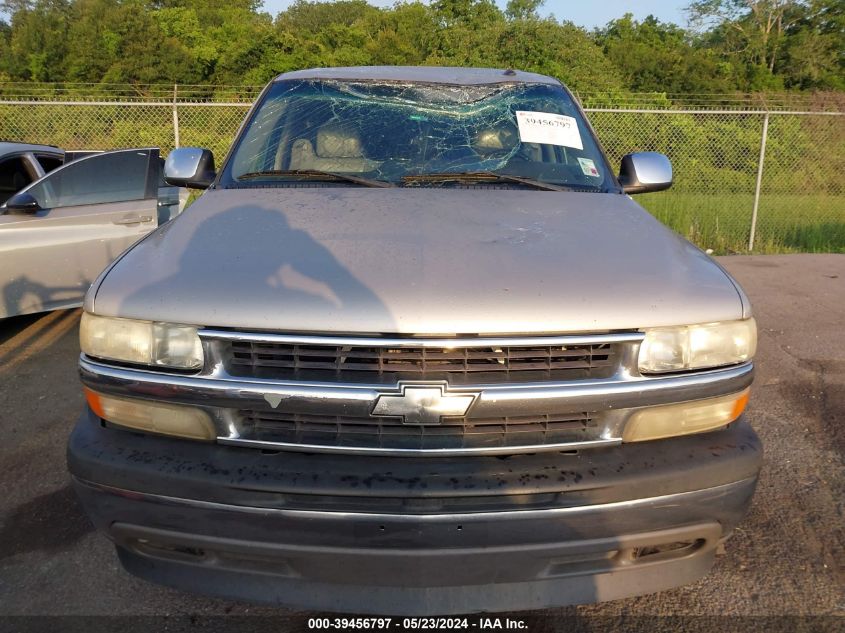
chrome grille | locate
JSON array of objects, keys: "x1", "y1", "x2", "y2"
[
  {"x1": 223, "y1": 340, "x2": 617, "y2": 384},
  {"x1": 238, "y1": 410, "x2": 599, "y2": 451}
]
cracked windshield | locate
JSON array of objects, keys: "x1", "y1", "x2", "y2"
[{"x1": 226, "y1": 79, "x2": 616, "y2": 191}]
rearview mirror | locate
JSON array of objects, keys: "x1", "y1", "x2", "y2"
[
  {"x1": 4, "y1": 192, "x2": 41, "y2": 214},
  {"x1": 164, "y1": 147, "x2": 216, "y2": 189},
  {"x1": 618, "y1": 152, "x2": 673, "y2": 194}
]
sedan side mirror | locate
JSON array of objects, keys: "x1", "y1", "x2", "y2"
[
  {"x1": 164, "y1": 147, "x2": 216, "y2": 189},
  {"x1": 4, "y1": 192, "x2": 41, "y2": 214},
  {"x1": 618, "y1": 152, "x2": 673, "y2": 194}
]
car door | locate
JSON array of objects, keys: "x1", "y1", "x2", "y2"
[
  {"x1": 0, "y1": 149, "x2": 159, "y2": 318},
  {"x1": 154, "y1": 157, "x2": 186, "y2": 224}
]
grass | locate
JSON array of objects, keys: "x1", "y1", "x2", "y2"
[{"x1": 638, "y1": 192, "x2": 845, "y2": 254}]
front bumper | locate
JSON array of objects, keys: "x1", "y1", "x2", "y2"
[{"x1": 68, "y1": 408, "x2": 762, "y2": 614}]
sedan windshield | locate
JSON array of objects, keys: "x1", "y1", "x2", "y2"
[{"x1": 224, "y1": 79, "x2": 617, "y2": 192}]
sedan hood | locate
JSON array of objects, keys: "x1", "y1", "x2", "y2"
[{"x1": 90, "y1": 188, "x2": 747, "y2": 334}]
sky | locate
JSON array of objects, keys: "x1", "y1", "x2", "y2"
[{"x1": 259, "y1": 0, "x2": 690, "y2": 29}]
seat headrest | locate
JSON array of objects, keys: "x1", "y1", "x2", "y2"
[
  {"x1": 472, "y1": 126, "x2": 519, "y2": 154},
  {"x1": 317, "y1": 125, "x2": 364, "y2": 158}
]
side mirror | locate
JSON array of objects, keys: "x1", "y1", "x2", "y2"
[
  {"x1": 164, "y1": 147, "x2": 216, "y2": 189},
  {"x1": 4, "y1": 192, "x2": 41, "y2": 214},
  {"x1": 618, "y1": 152, "x2": 673, "y2": 194}
]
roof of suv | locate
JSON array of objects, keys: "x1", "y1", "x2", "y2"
[{"x1": 274, "y1": 66, "x2": 561, "y2": 86}]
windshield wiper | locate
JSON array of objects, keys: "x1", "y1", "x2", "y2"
[
  {"x1": 237, "y1": 169, "x2": 394, "y2": 188},
  {"x1": 401, "y1": 172, "x2": 581, "y2": 192}
]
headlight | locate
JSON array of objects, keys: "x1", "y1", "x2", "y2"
[
  {"x1": 80, "y1": 313, "x2": 203, "y2": 370},
  {"x1": 638, "y1": 318, "x2": 756, "y2": 374}
]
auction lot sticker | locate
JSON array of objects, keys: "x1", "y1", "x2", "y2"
[{"x1": 515, "y1": 111, "x2": 583, "y2": 149}]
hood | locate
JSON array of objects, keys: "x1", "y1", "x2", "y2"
[{"x1": 90, "y1": 187, "x2": 747, "y2": 334}]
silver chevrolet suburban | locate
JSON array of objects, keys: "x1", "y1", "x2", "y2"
[{"x1": 68, "y1": 67, "x2": 761, "y2": 615}]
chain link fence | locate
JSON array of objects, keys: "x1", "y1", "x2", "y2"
[
  {"x1": 590, "y1": 108, "x2": 844, "y2": 253},
  {"x1": 1, "y1": 91, "x2": 842, "y2": 253}
]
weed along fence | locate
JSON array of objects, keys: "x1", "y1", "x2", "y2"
[{"x1": 1, "y1": 86, "x2": 842, "y2": 254}]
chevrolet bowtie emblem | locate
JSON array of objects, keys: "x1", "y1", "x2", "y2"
[{"x1": 371, "y1": 383, "x2": 478, "y2": 426}]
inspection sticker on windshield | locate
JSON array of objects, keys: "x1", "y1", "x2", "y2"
[
  {"x1": 515, "y1": 111, "x2": 583, "y2": 149},
  {"x1": 577, "y1": 157, "x2": 599, "y2": 177}
]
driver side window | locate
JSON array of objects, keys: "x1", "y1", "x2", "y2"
[{"x1": 25, "y1": 150, "x2": 151, "y2": 210}]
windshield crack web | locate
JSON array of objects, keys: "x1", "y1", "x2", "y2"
[{"x1": 229, "y1": 79, "x2": 609, "y2": 191}]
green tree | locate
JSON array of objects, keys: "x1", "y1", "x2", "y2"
[
  {"x1": 779, "y1": 0, "x2": 845, "y2": 88},
  {"x1": 599, "y1": 13, "x2": 738, "y2": 92},
  {"x1": 149, "y1": 0, "x2": 276, "y2": 84},
  {"x1": 362, "y1": 2, "x2": 437, "y2": 65},
  {"x1": 498, "y1": 19, "x2": 624, "y2": 92},
  {"x1": 0, "y1": 0, "x2": 840, "y2": 93},
  {"x1": 5, "y1": 0, "x2": 71, "y2": 81},
  {"x1": 505, "y1": 0, "x2": 544, "y2": 21},
  {"x1": 686, "y1": 0, "x2": 808, "y2": 88},
  {"x1": 426, "y1": 0, "x2": 506, "y2": 65},
  {"x1": 277, "y1": 0, "x2": 377, "y2": 31},
  {"x1": 0, "y1": 19, "x2": 11, "y2": 79}
]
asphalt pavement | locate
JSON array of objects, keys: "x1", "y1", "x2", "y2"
[{"x1": 0, "y1": 254, "x2": 842, "y2": 631}]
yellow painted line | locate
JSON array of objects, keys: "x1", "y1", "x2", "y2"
[
  {"x1": 0, "y1": 309, "x2": 81, "y2": 374},
  {"x1": 0, "y1": 309, "x2": 66, "y2": 356}
]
